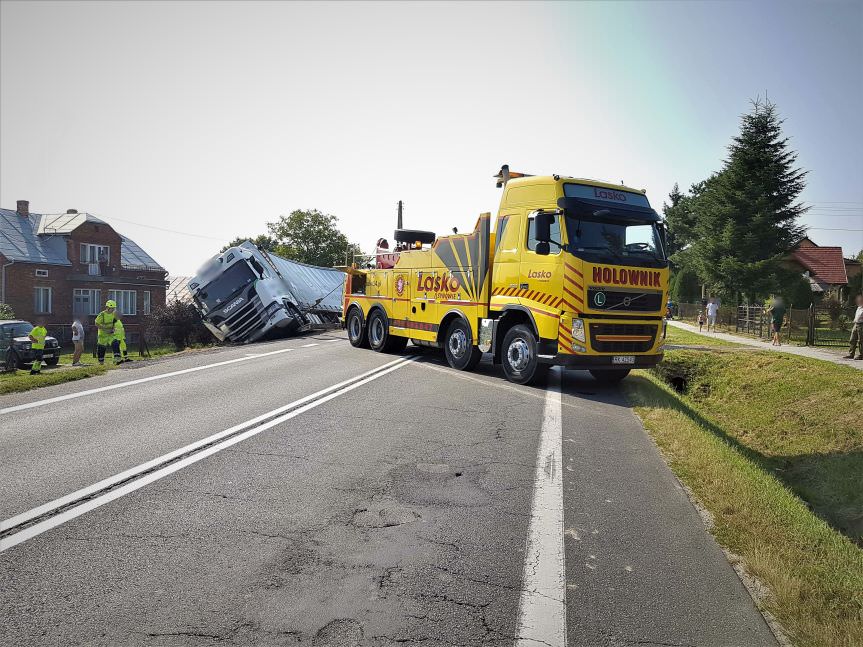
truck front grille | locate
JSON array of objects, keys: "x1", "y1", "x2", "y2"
[
  {"x1": 587, "y1": 288, "x2": 662, "y2": 313},
  {"x1": 589, "y1": 323, "x2": 657, "y2": 353},
  {"x1": 220, "y1": 295, "x2": 266, "y2": 341}
]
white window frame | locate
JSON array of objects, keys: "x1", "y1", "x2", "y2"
[
  {"x1": 35, "y1": 269, "x2": 49, "y2": 277},
  {"x1": 73, "y1": 288, "x2": 101, "y2": 316},
  {"x1": 143, "y1": 291, "x2": 151, "y2": 315},
  {"x1": 80, "y1": 243, "x2": 110, "y2": 264},
  {"x1": 108, "y1": 290, "x2": 137, "y2": 316},
  {"x1": 34, "y1": 287, "x2": 53, "y2": 314}
]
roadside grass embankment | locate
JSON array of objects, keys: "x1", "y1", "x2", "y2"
[
  {"x1": 626, "y1": 343, "x2": 863, "y2": 647},
  {"x1": 665, "y1": 324, "x2": 745, "y2": 348},
  {"x1": 0, "y1": 343, "x2": 187, "y2": 396}
]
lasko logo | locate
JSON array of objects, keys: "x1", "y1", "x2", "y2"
[
  {"x1": 527, "y1": 269, "x2": 552, "y2": 280},
  {"x1": 593, "y1": 188, "x2": 628, "y2": 202},
  {"x1": 222, "y1": 297, "x2": 245, "y2": 314},
  {"x1": 592, "y1": 266, "x2": 662, "y2": 287},
  {"x1": 416, "y1": 272, "x2": 461, "y2": 293}
]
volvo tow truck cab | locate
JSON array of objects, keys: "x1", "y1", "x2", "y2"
[{"x1": 343, "y1": 166, "x2": 670, "y2": 385}]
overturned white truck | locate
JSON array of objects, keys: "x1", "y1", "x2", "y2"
[{"x1": 189, "y1": 241, "x2": 345, "y2": 343}]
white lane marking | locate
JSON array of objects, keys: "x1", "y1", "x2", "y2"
[
  {"x1": 301, "y1": 343, "x2": 319, "y2": 348},
  {"x1": 0, "y1": 357, "x2": 415, "y2": 551},
  {"x1": 0, "y1": 356, "x2": 411, "y2": 533},
  {"x1": 515, "y1": 367, "x2": 566, "y2": 646},
  {"x1": 1, "y1": 345, "x2": 307, "y2": 416}
]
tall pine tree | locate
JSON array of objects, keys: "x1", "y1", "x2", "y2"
[{"x1": 692, "y1": 99, "x2": 808, "y2": 302}]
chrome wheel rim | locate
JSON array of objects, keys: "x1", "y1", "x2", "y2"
[
  {"x1": 370, "y1": 317, "x2": 385, "y2": 346},
  {"x1": 507, "y1": 338, "x2": 530, "y2": 372},
  {"x1": 349, "y1": 314, "x2": 362, "y2": 340},
  {"x1": 448, "y1": 328, "x2": 468, "y2": 359}
]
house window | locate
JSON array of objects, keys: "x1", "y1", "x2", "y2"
[
  {"x1": 34, "y1": 287, "x2": 53, "y2": 314},
  {"x1": 35, "y1": 269, "x2": 49, "y2": 277},
  {"x1": 143, "y1": 291, "x2": 151, "y2": 315},
  {"x1": 73, "y1": 289, "x2": 101, "y2": 316},
  {"x1": 108, "y1": 290, "x2": 137, "y2": 316},
  {"x1": 80, "y1": 243, "x2": 110, "y2": 264}
]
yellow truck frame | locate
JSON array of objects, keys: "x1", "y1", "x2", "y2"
[{"x1": 343, "y1": 166, "x2": 670, "y2": 385}]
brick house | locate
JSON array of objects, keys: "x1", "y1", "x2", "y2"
[
  {"x1": 0, "y1": 200, "x2": 167, "y2": 339},
  {"x1": 786, "y1": 237, "x2": 849, "y2": 299}
]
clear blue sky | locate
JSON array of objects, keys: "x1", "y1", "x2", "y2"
[{"x1": 1, "y1": 0, "x2": 861, "y2": 275}]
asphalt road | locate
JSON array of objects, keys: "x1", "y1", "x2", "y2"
[{"x1": 0, "y1": 332, "x2": 779, "y2": 647}]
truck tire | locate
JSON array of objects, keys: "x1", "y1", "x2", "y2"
[
  {"x1": 347, "y1": 307, "x2": 369, "y2": 348},
  {"x1": 501, "y1": 324, "x2": 548, "y2": 385},
  {"x1": 589, "y1": 369, "x2": 630, "y2": 383},
  {"x1": 443, "y1": 318, "x2": 482, "y2": 371}
]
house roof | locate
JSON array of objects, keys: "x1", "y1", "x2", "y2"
[
  {"x1": 0, "y1": 210, "x2": 71, "y2": 265},
  {"x1": 0, "y1": 208, "x2": 164, "y2": 271},
  {"x1": 166, "y1": 275, "x2": 193, "y2": 302},
  {"x1": 791, "y1": 244, "x2": 848, "y2": 285}
]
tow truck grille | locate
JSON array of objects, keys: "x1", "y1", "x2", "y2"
[
  {"x1": 221, "y1": 295, "x2": 266, "y2": 342},
  {"x1": 589, "y1": 323, "x2": 657, "y2": 353},
  {"x1": 588, "y1": 288, "x2": 662, "y2": 312}
]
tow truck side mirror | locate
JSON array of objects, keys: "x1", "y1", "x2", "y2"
[
  {"x1": 535, "y1": 213, "x2": 552, "y2": 243},
  {"x1": 534, "y1": 241, "x2": 550, "y2": 256}
]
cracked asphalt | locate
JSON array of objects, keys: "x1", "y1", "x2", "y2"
[{"x1": 0, "y1": 332, "x2": 777, "y2": 646}]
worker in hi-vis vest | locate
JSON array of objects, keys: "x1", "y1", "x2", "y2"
[
  {"x1": 113, "y1": 318, "x2": 129, "y2": 363},
  {"x1": 94, "y1": 300, "x2": 122, "y2": 364},
  {"x1": 28, "y1": 319, "x2": 48, "y2": 375}
]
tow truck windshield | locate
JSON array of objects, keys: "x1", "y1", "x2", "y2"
[
  {"x1": 194, "y1": 261, "x2": 257, "y2": 312},
  {"x1": 565, "y1": 217, "x2": 666, "y2": 267}
]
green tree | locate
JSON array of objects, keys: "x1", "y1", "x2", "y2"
[
  {"x1": 0, "y1": 303, "x2": 15, "y2": 319},
  {"x1": 669, "y1": 263, "x2": 701, "y2": 303},
  {"x1": 221, "y1": 234, "x2": 279, "y2": 254},
  {"x1": 267, "y1": 209, "x2": 362, "y2": 267},
  {"x1": 692, "y1": 99, "x2": 808, "y2": 303},
  {"x1": 662, "y1": 181, "x2": 710, "y2": 257}
]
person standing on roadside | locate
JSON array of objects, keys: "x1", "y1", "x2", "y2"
[
  {"x1": 845, "y1": 294, "x2": 863, "y2": 360},
  {"x1": 28, "y1": 318, "x2": 48, "y2": 375},
  {"x1": 94, "y1": 300, "x2": 121, "y2": 364},
  {"x1": 71, "y1": 317, "x2": 85, "y2": 366},
  {"x1": 767, "y1": 297, "x2": 787, "y2": 346},
  {"x1": 113, "y1": 318, "x2": 129, "y2": 363},
  {"x1": 705, "y1": 298, "x2": 719, "y2": 332}
]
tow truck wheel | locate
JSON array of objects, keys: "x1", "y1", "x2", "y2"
[
  {"x1": 501, "y1": 324, "x2": 548, "y2": 385},
  {"x1": 368, "y1": 310, "x2": 393, "y2": 352},
  {"x1": 347, "y1": 307, "x2": 369, "y2": 348},
  {"x1": 443, "y1": 318, "x2": 482, "y2": 371},
  {"x1": 589, "y1": 369, "x2": 630, "y2": 383}
]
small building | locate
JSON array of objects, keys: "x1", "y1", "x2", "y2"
[
  {"x1": 788, "y1": 237, "x2": 849, "y2": 299},
  {"x1": 0, "y1": 200, "x2": 167, "y2": 337}
]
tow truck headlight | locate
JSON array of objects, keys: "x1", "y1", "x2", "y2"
[{"x1": 571, "y1": 319, "x2": 586, "y2": 343}]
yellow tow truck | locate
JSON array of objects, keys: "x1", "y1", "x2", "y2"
[{"x1": 343, "y1": 165, "x2": 670, "y2": 385}]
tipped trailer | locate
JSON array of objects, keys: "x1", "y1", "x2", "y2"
[{"x1": 190, "y1": 241, "x2": 345, "y2": 343}]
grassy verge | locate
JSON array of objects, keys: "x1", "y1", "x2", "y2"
[
  {"x1": 0, "y1": 344, "x2": 185, "y2": 396},
  {"x1": 665, "y1": 324, "x2": 745, "y2": 348},
  {"x1": 626, "y1": 350, "x2": 863, "y2": 646},
  {"x1": 0, "y1": 364, "x2": 108, "y2": 395}
]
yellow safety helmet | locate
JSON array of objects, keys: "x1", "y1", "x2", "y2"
[{"x1": 106, "y1": 299, "x2": 117, "y2": 308}]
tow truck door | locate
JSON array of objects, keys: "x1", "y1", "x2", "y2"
[{"x1": 392, "y1": 271, "x2": 410, "y2": 329}]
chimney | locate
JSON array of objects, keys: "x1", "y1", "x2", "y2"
[
  {"x1": 16, "y1": 200, "x2": 29, "y2": 217},
  {"x1": 66, "y1": 208, "x2": 78, "y2": 214}
]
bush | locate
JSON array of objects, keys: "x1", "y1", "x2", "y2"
[
  {"x1": 147, "y1": 301, "x2": 215, "y2": 350},
  {"x1": 0, "y1": 303, "x2": 15, "y2": 319},
  {"x1": 822, "y1": 296, "x2": 844, "y2": 327},
  {"x1": 670, "y1": 264, "x2": 701, "y2": 303}
]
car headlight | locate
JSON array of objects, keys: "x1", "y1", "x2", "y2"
[
  {"x1": 571, "y1": 318, "x2": 586, "y2": 343},
  {"x1": 13, "y1": 341, "x2": 31, "y2": 350}
]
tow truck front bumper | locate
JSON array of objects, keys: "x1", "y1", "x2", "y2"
[{"x1": 537, "y1": 351, "x2": 664, "y2": 370}]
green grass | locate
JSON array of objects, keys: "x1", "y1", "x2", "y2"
[
  {"x1": 0, "y1": 344, "x2": 182, "y2": 396},
  {"x1": 665, "y1": 324, "x2": 745, "y2": 348},
  {"x1": 0, "y1": 364, "x2": 108, "y2": 395},
  {"x1": 626, "y1": 350, "x2": 863, "y2": 647}
]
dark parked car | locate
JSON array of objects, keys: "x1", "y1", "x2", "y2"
[{"x1": 1, "y1": 320, "x2": 61, "y2": 371}]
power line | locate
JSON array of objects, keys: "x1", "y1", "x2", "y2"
[{"x1": 98, "y1": 215, "x2": 225, "y2": 241}]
